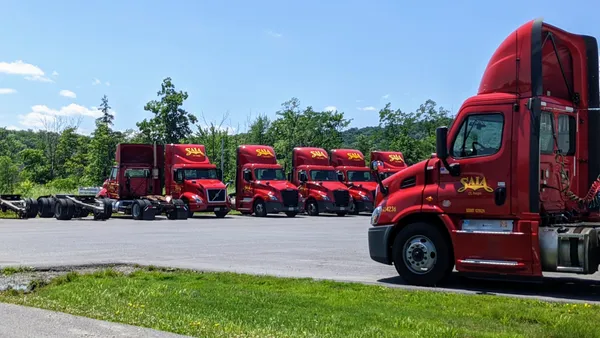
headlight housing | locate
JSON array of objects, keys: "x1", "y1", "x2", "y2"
[
  {"x1": 371, "y1": 206, "x2": 382, "y2": 225},
  {"x1": 361, "y1": 194, "x2": 370, "y2": 201},
  {"x1": 268, "y1": 193, "x2": 278, "y2": 201}
]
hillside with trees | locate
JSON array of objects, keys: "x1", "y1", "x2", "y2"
[{"x1": 0, "y1": 77, "x2": 454, "y2": 196}]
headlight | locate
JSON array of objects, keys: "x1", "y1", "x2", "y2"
[
  {"x1": 268, "y1": 194, "x2": 278, "y2": 201},
  {"x1": 361, "y1": 194, "x2": 369, "y2": 200},
  {"x1": 319, "y1": 194, "x2": 330, "y2": 201},
  {"x1": 193, "y1": 195, "x2": 203, "y2": 203},
  {"x1": 371, "y1": 206, "x2": 382, "y2": 225}
]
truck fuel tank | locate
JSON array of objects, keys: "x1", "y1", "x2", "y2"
[{"x1": 538, "y1": 225, "x2": 600, "y2": 274}]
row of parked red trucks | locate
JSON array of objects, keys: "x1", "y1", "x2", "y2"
[{"x1": 0, "y1": 143, "x2": 406, "y2": 220}]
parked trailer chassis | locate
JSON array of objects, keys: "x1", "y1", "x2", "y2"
[
  {"x1": 109, "y1": 195, "x2": 188, "y2": 221},
  {"x1": 37, "y1": 195, "x2": 112, "y2": 220},
  {"x1": 0, "y1": 195, "x2": 39, "y2": 219}
]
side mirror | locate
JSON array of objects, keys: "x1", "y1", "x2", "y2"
[
  {"x1": 243, "y1": 170, "x2": 252, "y2": 182},
  {"x1": 370, "y1": 160, "x2": 383, "y2": 171},
  {"x1": 216, "y1": 169, "x2": 223, "y2": 181},
  {"x1": 436, "y1": 127, "x2": 449, "y2": 160},
  {"x1": 299, "y1": 172, "x2": 307, "y2": 182},
  {"x1": 436, "y1": 126, "x2": 460, "y2": 176},
  {"x1": 336, "y1": 171, "x2": 344, "y2": 182}
]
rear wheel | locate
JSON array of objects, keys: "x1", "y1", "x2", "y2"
[
  {"x1": 24, "y1": 198, "x2": 38, "y2": 219},
  {"x1": 37, "y1": 198, "x2": 54, "y2": 218},
  {"x1": 54, "y1": 199, "x2": 74, "y2": 220},
  {"x1": 392, "y1": 222, "x2": 452, "y2": 286}
]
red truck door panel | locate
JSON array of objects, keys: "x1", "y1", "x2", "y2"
[{"x1": 438, "y1": 104, "x2": 531, "y2": 270}]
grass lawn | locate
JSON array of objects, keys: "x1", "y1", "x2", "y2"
[{"x1": 0, "y1": 268, "x2": 597, "y2": 338}]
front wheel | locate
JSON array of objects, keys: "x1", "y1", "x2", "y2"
[
  {"x1": 253, "y1": 200, "x2": 267, "y2": 217},
  {"x1": 306, "y1": 200, "x2": 319, "y2": 216},
  {"x1": 392, "y1": 222, "x2": 452, "y2": 286}
]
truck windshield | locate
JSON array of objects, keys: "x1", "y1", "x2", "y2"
[
  {"x1": 125, "y1": 169, "x2": 149, "y2": 178},
  {"x1": 254, "y1": 168, "x2": 286, "y2": 180},
  {"x1": 347, "y1": 170, "x2": 373, "y2": 181},
  {"x1": 183, "y1": 169, "x2": 218, "y2": 180},
  {"x1": 310, "y1": 170, "x2": 337, "y2": 181}
]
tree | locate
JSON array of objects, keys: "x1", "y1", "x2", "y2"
[
  {"x1": 137, "y1": 77, "x2": 197, "y2": 144},
  {"x1": 96, "y1": 95, "x2": 114, "y2": 126}
]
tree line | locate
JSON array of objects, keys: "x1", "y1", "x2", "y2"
[{"x1": 0, "y1": 77, "x2": 454, "y2": 196}]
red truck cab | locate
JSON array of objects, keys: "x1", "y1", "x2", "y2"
[
  {"x1": 164, "y1": 144, "x2": 229, "y2": 218},
  {"x1": 368, "y1": 19, "x2": 600, "y2": 286},
  {"x1": 231, "y1": 145, "x2": 301, "y2": 217},
  {"x1": 292, "y1": 147, "x2": 351, "y2": 216},
  {"x1": 330, "y1": 149, "x2": 377, "y2": 214},
  {"x1": 98, "y1": 143, "x2": 188, "y2": 220},
  {"x1": 369, "y1": 151, "x2": 407, "y2": 180}
]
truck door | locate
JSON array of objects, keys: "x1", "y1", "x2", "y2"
[
  {"x1": 238, "y1": 168, "x2": 254, "y2": 211},
  {"x1": 437, "y1": 104, "x2": 530, "y2": 270}
]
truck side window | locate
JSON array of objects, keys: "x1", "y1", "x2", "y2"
[
  {"x1": 540, "y1": 112, "x2": 554, "y2": 154},
  {"x1": 175, "y1": 169, "x2": 184, "y2": 182},
  {"x1": 451, "y1": 113, "x2": 504, "y2": 158},
  {"x1": 558, "y1": 114, "x2": 575, "y2": 155},
  {"x1": 109, "y1": 168, "x2": 118, "y2": 180}
]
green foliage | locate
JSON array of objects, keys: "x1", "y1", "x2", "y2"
[
  {"x1": 136, "y1": 77, "x2": 198, "y2": 144},
  {"x1": 0, "y1": 74, "x2": 454, "y2": 195}
]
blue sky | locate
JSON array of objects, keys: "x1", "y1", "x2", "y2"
[{"x1": 0, "y1": 0, "x2": 598, "y2": 135}]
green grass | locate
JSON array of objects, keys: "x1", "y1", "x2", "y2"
[
  {"x1": 0, "y1": 268, "x2": 598, "y2": 338},
  {"x1": 1, "y1": 266, "x2": 33, "y2": 275}
]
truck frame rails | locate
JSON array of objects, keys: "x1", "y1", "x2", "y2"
[
  {"x1": 37, "y1": 195, "x2": 113, "y2": 220},
  {"x1": 108, "y1": 196, "x2": 188, "y2": 221},
  {"x1": 0, "y1": 194, "x2": 38, "y2": 219}
]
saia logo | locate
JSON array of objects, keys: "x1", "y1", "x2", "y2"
[
  {"x1": 311, "y1": 150, "x2": 327, "y2": 159},
  {"x1": 256, "y1": 149, "x2": 274, "y2": 157},
  {"x1": 457, "y1": 176, "x2": 494, "y2": 195},
  {"x1": 185, "y1": 147, "x2": 205, "y2": 157},
  {"x1": 388, "y1": 154, "x2": 404, "y2": 163},
  {"x1": 243, "y1": 185, "x2": 252, "y2": 192},
  {"x1": 347, "y1": 152, "x2": 363, "y2": 161}
]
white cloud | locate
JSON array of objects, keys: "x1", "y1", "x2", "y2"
[
  {"x1": 0, "y1": 88, "x2": 17, "y2": 94},
  {"x1": 5, "y1": 125, "x2": 20, "y2": 131},
  {"x1": 357, "y1": 106, "x2": 376, "y2": 111},
  {"x1": 324, "y1": 106, "x2": 337, "y2": 112},
  {"x1": 0, "y1": 60, "x2": 53, "y2": 82},
  {"x1": 266, "y1": 30, "x2": 282, "y2": 38},
  {"x1": 92, "y1": 78, "x2": 101, "y2": 85},
  {"x1": 59, "y1": 89, "x2": 77, "y2": 98},
  {"x1": 382, "y1": 94, "x2": 390, "y2": 99},
  {"x1": 105, "y1": 81, "x2": 110, "y2": 86},
  {"x1": 0, "y1": 60, "x2": 44, "y2": 76},
  {"x1": 52, "y1": 70, "x2": 59, "y2": 76},
  {"x1": 25, "y1": 75, "x2": 53, "y2": 83},
  {"x1": 18, "y1": 103, "x2": 103, "y2": 128}
]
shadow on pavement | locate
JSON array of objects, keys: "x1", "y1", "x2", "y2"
[{"x1": 378, "y1": 272, "x2": 600, "y2": 303}]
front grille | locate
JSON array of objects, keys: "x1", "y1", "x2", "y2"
[
  {"x1": 333, "y1": 189, "x2": 350, "y2": 207},
  {"x1": 207, "y1": 189, "x2": 226, "y2": 203},
  {"x1": 281, "y1": 189, "x2": 299, "y2": 207}
]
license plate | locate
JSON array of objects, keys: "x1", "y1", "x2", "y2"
[
  {"x1": 340, "y1": 207, "x2": 345, "y2": 211},
  {"x1": 288, "y1": 207, "x2": 294, "y2": 211},
  {"x1": 214, "y1": 207, "x2": 220, "y2": 211}
]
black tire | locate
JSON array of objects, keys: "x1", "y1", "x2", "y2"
[
  {"x1": 182, "y1": 199, "x2": 194, "y2": 218},
  {"x1": 306, "y1": 200, "x2": 319, "y2": 216},
  {"x1": 37, "y1": 198, "x2": 54, "y2": 218},
  {"x1": 132, "y1": 200, "x2": 144, "y2": 220},
  {"x1": 93, "y1": 199, "x2": 112, "y2": 220},
  {"x1": 391, "y1": 222, "x2": 452, "y2": 286},
  {"x1": 54, "y1": 199, "x2": 73, "y2": 220},
  {"x1": 285, "y1": 212, "x2": 297, "y2": 218},
  {"x1": 24, "y1": 198, "x2": 38, "y2": 219},
  {"x1": 215, "y1": 210, "x2": 228, "y2": 218},
  {"x1": 253, "y1": 199, "x2": 267, "y2": 217},
  {"x1": 349, "y1": 200, "x2": 359, "y2": 215},
  {"x1": 336, "y1": 212, "x2": 346, "y2": 217}
]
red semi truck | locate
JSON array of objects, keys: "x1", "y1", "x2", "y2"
[
  {"x1": 369, "y1": 151, "x2": 407, "y2": 180},
  {"x1": 230, "y1": 145, "x2": 301, "y2": 217},
  {"x1": 330, "y1": 149, "x2": 377, "y2": 214},
  {"x1": 164, "y1": 144, "x2": 229, "y2": 218},
  {"x1": 291, "y1": 147, "x2": 351, "y2": 216},
  {"x1": 368, "y1": 19, "x2": 600, "y2": 286},
  {"x1": 97, "y1": 143, "x2": 188, "y2": 220}
]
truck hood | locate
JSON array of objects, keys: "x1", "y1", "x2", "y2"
[
  {"x1": 306, "y1": 181, "x2": 348, "y2": 192},
  {"x1": 185, "y1": 179, "x2": 226, "y2": 190},
  {"x1": 349, "y1": 181, "x2": 377, "y2": 192},
  {"x1": 254, "y1": 180, "x2": 297, "y2": 192}
]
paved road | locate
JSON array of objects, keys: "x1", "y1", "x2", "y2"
[
  {"x1": 1, "y1": 214, "x2": 600, "y2": 305},
  {"x1": 0, "y1": 302, "x2": 187, "y2": 337}
]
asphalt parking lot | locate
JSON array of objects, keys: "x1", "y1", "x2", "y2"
[{"x1": 1, "y1": 213, "x2": 600, "y2": 303}]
